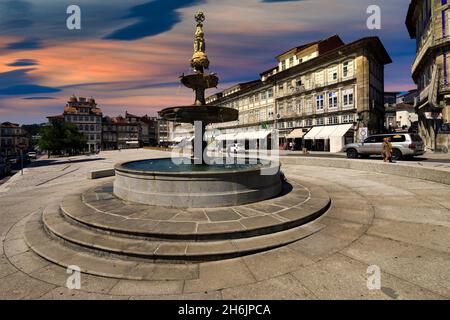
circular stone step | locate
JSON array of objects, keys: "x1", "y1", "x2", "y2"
[
  {"x1": 22, "y1": 179, "x2": 331, "y2": 277},
  {"x1": 59, "y1": 180, "x2": 330, "y2": 241},
  {"x1": 41, "y1": 204, "x2": 326, "y2": 262}
]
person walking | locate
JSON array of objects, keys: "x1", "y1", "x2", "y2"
[{"x1": 382, "y1": 137, "x2": 393, "y2": 163}]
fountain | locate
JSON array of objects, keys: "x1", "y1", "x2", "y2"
[
  {"x1": 20, "y1": 12, "x2": 331, "y2": 273},
  {"x1": 113, "y1": 11, "x2": 282, "y2": 208}
]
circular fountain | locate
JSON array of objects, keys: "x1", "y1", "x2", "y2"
[
  {"x1": 21, "y1": 12, "x2": 331, "y2": 276},
  {"x1": 113, "y1": 11, "x2": 281, "y2": 208}
]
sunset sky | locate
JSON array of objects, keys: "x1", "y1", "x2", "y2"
[{"x1": 0, "y1": 0, "x2": 415, "y2": 124}]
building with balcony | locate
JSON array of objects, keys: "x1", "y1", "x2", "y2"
[
  {"x1": 207, "y1": 35, "x2": 392, "y2": 152},
  {"x1": 61, "y1": 95, "x2": 103, "y2": 153},
  {"x1": 0, "y1": 122, "x2": 29, "y2": 157},
  {"x1": 406, "y1": 0, "x2": 450, "y2": 152}
]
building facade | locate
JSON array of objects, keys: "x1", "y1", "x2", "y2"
[
  {"x1": 101, "y1": 115, "x2": 141, "y2": 150},
  {"x1": 140, "y1": 115, "x2": 158, "y2": 146},
  {"x1": 62, "y1": 96, "x2": 103, "y2": 152},
  {"x1": 156, "y1": 118, "x2": 174, "y2": 146},
  {"x1": 406, "y1": 0, "x2": 450, "y2": 152},
  {"x1": 0, "y1": 122, "x2": 29, "y2": 157},
  {"x1": 206, "y1": 35, "x2": 392, "y2": 152}
]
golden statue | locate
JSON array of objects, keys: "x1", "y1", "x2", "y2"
[{"x1": 191, "y1": 11, "x2": 210, "y2": 72}]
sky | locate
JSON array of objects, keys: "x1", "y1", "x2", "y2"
[{"x1": 0, "y1": 0, "x2": 416, "y2": 124}]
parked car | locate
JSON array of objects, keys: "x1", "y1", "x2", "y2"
[
  {"x1": 229, "y1": 143, "x2": 245, "y2": 153},
  {"x1": 0, "y1": 157, "x2": 11, "y2": 177},
  {"x1": 27, "y1": 151, "x2": 37, "y2": 160},
  {"x1": 342, "y1": 133, "x2": 425, "y2": 160}
]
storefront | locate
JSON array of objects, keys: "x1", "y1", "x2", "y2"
[
  {"x1": 286, "y1": 129, "x2": 306, "y2": 150},
  {"x1": 303, "y1": 124, "x2": 354, "y2": 152},
  {"x1": 214, "y1": 130, "x2": 274, "y2": 150}
]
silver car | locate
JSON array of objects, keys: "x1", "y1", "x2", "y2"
[{"x1": 342, "y1": 133, "x2": 426, "y2": 160}]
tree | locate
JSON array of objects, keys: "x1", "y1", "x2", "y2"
[{"x1": 38, "y1": 120, "x2": 87, "y2": 157}]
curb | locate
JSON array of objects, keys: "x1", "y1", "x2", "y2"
[{"x1": 280, "y1": 157, "x2": 450, "y2": 185}]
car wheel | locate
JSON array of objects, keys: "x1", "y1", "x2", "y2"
[
  {"x1": 346, "y1": 149, "x2": 358, "y2": 159},
  {"x1": 392, "y1": 149, "x2": 402, "y2": 161}
]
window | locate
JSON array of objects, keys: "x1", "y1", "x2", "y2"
[
  {"x1": 305, "y1": 99, "x2": 313, "y2": 114},
  {"x1": 304, "y1": 74, "x2": 311, "y2": 89},
  {"x1": 281, "y1": 60, "x2": 286, "y2": 71},
  {"x1": 390, "y1": 134, "x2": 406, "y2": 143},
  {"x1": 286, "y1": 100, "x2": 293, "y2": 113},
  {"x1": 268, "y1": 88, "x2": 273, "y2": 98},
  {"x1": 328, "y1": 66, "x2": 338, "y2": 82},
  {"x1": 315, "y1": 70, "x2": 324, "y2": 86},
  {"x1": 364, "y1": 136, "x2": 378, "y2": 144},
  {"x1": 296, "y1": 99, "x2": 302, "y2": 113},
  {"x1": 289, "y1": 57, "x2": 295, "y2": 67},
  {"x1": 278, "y1": 102, "x2": 285, "y2": 114},
  {"x1": 260, "y1": 91, "x2": 267, "y2": 101},
  {"x1": 328, "y1": 92, "x2": 338, "y2": 108},
  {"x1": 316, "y1": 118, "x2": 324, "y2": 125},
  {"x1": 342, "y1": 114, "x2": 355, "y2": 123},
  {"x1": 343, "y1": 60, "x2": 354, "y2": 78},
  {"x1": 343, "y1": 89, "x2": 354, "y2": 107},
  {"x1": 316, "y1": 95, "x2": 324, "y2": 110},
  {"x1": 306, "y1": 119, "x2": 313, "y2": 126},
  {"x1": 328, "y1": 116, "x2": 339, "y2": 125}
]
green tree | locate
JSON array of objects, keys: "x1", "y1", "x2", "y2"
[{"x1": 38, "y1": 120, "x2": 87, "y2": 157}]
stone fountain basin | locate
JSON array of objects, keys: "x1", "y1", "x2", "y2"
[
  {"x1": 158, "y1": 105, "x2": 238, "y2": 123},
  {"x1": 113, "y1": 158, "x2": 282, "y2": 208}
]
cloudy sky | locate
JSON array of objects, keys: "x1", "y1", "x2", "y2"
[{"x1": 0, "y1": 0, "x2": 415, "y2": 124}]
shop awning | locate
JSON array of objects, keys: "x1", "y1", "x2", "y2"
[
  {"x1": 221, "y1": 130, "x2": 272, "y2": 141},
  {"x1": 316, "y1": 126, "x2": 338, "y2": 139},
  {"x1": 330, "y1": 124, "x2": 353, "y2": 137},
  {"x1": 287, "y1": 129, "x2": 305, "y2": 139},
  {"x1": 245, "y1": 130, "x2": 272, "y2": 140},
  {"x1": 214, "y1": 133, "x2": 237, "y2": 141},
  {"x1": 304, "y1": 124, "x2": 353, "y2": 140},
  {"x1": 303, "y1": 126, "x2": 325, "y2": 140}
]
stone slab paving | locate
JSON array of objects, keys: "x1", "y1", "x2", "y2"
[{"x1": 0, "y1": 150, "x2": 449, "y2": 299}]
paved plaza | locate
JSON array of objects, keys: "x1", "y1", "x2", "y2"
[{"x1": 0, "y1": 149, "x2": 449, "y2": 299}]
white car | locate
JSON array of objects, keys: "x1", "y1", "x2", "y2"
[
  {"x1": 27, "y1": 152, "x2": 37, "y2": 160},
  {"x1": 229, "y1": 143, "x2": 245, "y2": 153}
]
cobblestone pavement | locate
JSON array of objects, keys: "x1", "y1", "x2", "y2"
[{"x1": 0, "y1": 150, "x2": 449, "y2": 299}]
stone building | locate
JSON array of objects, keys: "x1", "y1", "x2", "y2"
[
  {"x1": 140, "y1": 115, "x2": 158, "y2": 146},
  {"x1": 206, "y1": 35, "x2": 392, "y2": 152},
  {"x1": 406, "y1": 0, "x2": 450, "y2": 152},
  {"x1": 62, "y1": 95, "x2": 103, "y2": 153},
  {"x1": 0, "y1": 122, "x2": 29, "y2": 157},
  {"x1": 101, "y1": 116, "x2": 118, "y2": 151},
  {"x1": 102, "y1": 115, "x2": 141, "y2": 150}
]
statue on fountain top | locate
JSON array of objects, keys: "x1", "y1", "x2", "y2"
[{"x1": 191, "y1": 11, "x2": 210, "y2": 72}]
